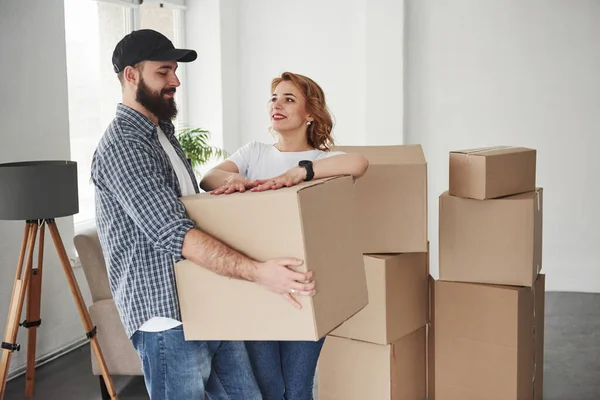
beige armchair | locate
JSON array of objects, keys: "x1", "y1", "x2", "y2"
[{"x1": 73, "y1": 226, "x2": 142, "y2": 399}]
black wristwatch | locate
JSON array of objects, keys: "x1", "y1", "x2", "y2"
[{"x1": 298, "y1": 160, "x2": 314, "y2": 181}]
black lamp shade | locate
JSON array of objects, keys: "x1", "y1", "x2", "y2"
[{"x1": 0, "y1": 161, "x2": 79, "y2": 220}]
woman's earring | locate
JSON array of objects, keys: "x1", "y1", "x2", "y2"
[{"x1": 306, "y1": 121, "x2": 312, "y2": 126}]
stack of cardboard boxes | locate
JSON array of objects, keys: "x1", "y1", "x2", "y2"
[
  {"x1": 170, "y1": 144, "x2": 542, "y2": 400},
  {"x1": 434, "y1": 146, "x2": 544, "y2": 400},
  {"x1": 171, "y1": 144, "x2": 432, "y2": 399},
  {"x1": 316, "y1": 145, "x2": 431, "y2": 400}
]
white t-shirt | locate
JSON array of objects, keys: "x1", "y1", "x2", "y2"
[
  {"x1": 138, "y1": 125, "x2": 196, "y2": 333},
  {"x1": 157, "y1": 126, "x2": 197, "y2": 197},
  {"x1": 227, "y1": 141, "x2": 345, "y2": 180}
]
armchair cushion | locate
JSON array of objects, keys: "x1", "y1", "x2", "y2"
[
  {"x1": 89, "y1": 299, "x2": 142, "y2": 376},
  {"x1": 74, "y1": 227, "x2": 112, "y2": 302}
]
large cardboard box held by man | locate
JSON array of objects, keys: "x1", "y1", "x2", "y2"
[
  {"x1": 174, "y1": 176, "x2": 368, "y2": 341},
  {"x1": 449, "y1": 146, "x2": 536, "y2": 200},
  {"x1": 434, "y1": 275, "x2": 545, "y2": 400},
  {"x1": 329, "y1": 253, "x2": 428, "y2": 345},
  {"x1": 333, "y1": 145, "x2": 427, "y2": 254},
  {"x1": 439, "y1": 188, "x2": 543, "y2": 287},
  {"x1": 318, "y1": 327, "x2": 427, "y2": 400}
]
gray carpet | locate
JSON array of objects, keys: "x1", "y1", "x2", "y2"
[
  {"x1": 4, "y1": 291, "x2": 600, "y2": 399},
  {"x1": 543, "y1": 292, "x2": 600, "y2": 400}
]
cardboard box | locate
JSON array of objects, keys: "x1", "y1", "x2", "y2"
[
  {"x1": 427, "y1": 275, "x2": 435, "y2": 400},
  {"x1": 318, "y1": 326, "x2": 427, "y2": 400},
  {"x1": 434, "y1": 275, "x2": 545, "y2": 400},
  {"x1": 333, "y1": 145, "x2": 427, "y2": 253},
  {"x1": 449, "y1": 146, "x2": 536, "y2": 200},
  {"x1": 174, "y1": 176, "x2": 368, "y2": 340},
  {"x1": 439, "y1": 188, "x2": 543, "y2": 286},
  {"x1": 330, "y1": 253, "x2": 428, "y2": 345}
]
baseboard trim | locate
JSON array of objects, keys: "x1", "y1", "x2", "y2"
[{"x1": 7, "y1": 337, "x2": 90, "y2": 381}]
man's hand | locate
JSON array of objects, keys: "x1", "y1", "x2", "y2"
[
  {"x1": 254, "y1": 258, "x2": 316, "y2": 309},
  {"x1": 210, "y1": 175, "x2": 258, "y2": 195},
  {"x1": 251, "y1": 167, "x2": 307, "y2": 192}
]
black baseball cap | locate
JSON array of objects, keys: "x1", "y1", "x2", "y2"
[{"x1": 112, "y1": 29, "x2": 197, "y2": 73}]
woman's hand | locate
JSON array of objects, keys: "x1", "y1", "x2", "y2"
[
  {"x1": 251, "y1": 167, "x2": 307, "y2": 192},
  {"x1": 210, "y1": 175, "x2": 258, "y2": 195}
]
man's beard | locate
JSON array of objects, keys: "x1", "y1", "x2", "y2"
[{"x1": 136, "y1": 77, "x2": 178, "y2": 121}]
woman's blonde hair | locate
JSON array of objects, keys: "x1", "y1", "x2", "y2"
[{"x1": 271, "y1": 72, "x2": 335, "y2": 151}]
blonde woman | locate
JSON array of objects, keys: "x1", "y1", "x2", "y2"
[{"x1": 201, "y1": 72, "x2": 368, "y2": 400}]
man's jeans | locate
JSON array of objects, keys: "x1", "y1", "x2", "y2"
[
  {"x1": 245, "y1": 338, "x2": 326, "y2": 400},
  {"x1": 131, "y1": 325, "x2": 261, "y2": 400}
]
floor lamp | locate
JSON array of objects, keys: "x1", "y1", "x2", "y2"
[{"x1": 0, "y1": 161, "x2": 117, "y2": 399}]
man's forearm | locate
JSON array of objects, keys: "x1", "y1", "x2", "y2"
[{"x1": 181, "y1": 228, "x2": 257, "y2": 281}]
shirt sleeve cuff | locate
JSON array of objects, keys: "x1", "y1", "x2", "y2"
[{"x1": 156, "y1": 217, "x2": 196, "y2": 262}]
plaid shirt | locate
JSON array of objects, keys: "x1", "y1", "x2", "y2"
[{"x1": 91, "y1": 104, "x2": 198, "y2": 338}]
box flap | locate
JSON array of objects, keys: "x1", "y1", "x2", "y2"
[
  {"x1": 441, "y1": 188, "x2": 541, "y2": 203},
  {"x1": 333, "y1": 145, "x2": 426, "y2": 165},
  {"x1": 367, "y1": 254, "x2": 399, "y2": 261},
  {"x1": 502, "y1": 187, "x2": 542, "y2": 202},
  {"x1": 450, "y1": 146, "x2": 535, "y2": 157},
  {"x1": 438, "y1": 279, "x2": 522, "y2": 293},
  {"x1": 180, "y1": 176, "x2": 344, "y2": 204},
  {"x1": 297, "y1": 175, "x2": 367, "y2": 338},
  {"x1": 294, "y1": 176, "x2": 346, "y2": 191}
]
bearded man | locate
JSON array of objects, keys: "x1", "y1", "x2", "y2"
[{"x1": 91, "y1": 29, "x2": 312, "y2": 400}]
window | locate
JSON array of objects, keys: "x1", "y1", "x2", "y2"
[
  {"x1": 139, "y1": 2, "x2": 189, "y2": 130},
  {"x1": 64, "y1": 0, "x2": 188, "y2": 225}
]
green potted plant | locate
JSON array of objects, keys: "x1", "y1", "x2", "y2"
[{"x1": 176, "y1": 127, "x2": 228, "y2": 178}]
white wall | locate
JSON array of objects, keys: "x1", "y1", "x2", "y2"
[
  {"x1": 186, "y1": 1, "x2": 599, "y2": 292},
  {"x1": 186, "y1": 0, "x2": 405, "y2": 154},
  {"x1": 0, "y1": 0, "x2": 92, "y2": 378},
  {"x1": 366, "y1": 0, "x2": 405, "y2": 145},
  {"x1": 406, "y1": 1, "x2": 600, "y2": 292},
  {"x1": 236, "y1": 0, "x2": 368, "y2": 148},
  {"x1": 185, "y1": 0, "x2": 225, "y2": 149}
]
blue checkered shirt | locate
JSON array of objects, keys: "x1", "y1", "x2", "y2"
[{"x1": 91, "y1": 104, "x2": 198, "y2": 338}]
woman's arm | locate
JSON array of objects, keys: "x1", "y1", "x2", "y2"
[
  {"x1": 313, "y1": 153, "x2": 369, "y2": 180},
  {"x1": 200, "y1": 161, "x2": 258, "y2": 194},
  {"x1": 199, "y1": 161, "x2": 240, "y2": 191},
  {"x1": 252, "y1": 153, "x2": 369, "y2": 192}
]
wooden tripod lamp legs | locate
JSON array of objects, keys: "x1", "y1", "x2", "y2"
[
  {"x1": 24, "y1": 222, "x2": 44, "y2": 397},
  {"x1": 0, "y1": 220, "x2": 118, "y2": 400},
  {"x1": 0, "y1": 223, "x2": 37, "y2": 397},
  {"x1": 46, "y1": 221, "x2": 117, "y2": 399}
]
